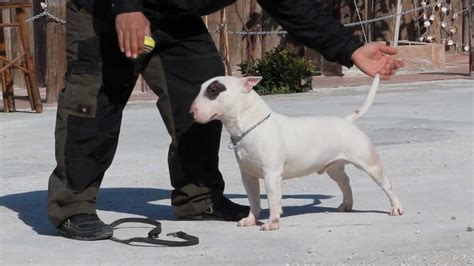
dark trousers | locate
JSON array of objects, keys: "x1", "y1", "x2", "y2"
[{"x1": 47, "y1": 2, "x2": 225, "y2": 227}]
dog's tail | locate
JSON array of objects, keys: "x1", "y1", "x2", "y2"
[{"x1": 345, "y1": 73, "x2": 380, "y2": 122}]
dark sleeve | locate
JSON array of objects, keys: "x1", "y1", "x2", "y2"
[
  {"x1": 111, "y1": 0, "x2": 144, "y2": 14},
  {"x1": 111, "y1": 0, "x2": 236, "y2": 18},
  {"x1": 257, "y1": 0, "x2": 364, "y2": 68},
  {"x1": 171, "y1": 0, "x2": 236, "y2": 16}
]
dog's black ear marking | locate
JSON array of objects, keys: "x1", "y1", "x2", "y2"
[{"x1": 205, "y1": 81, "x2": 227, "y2": 100}]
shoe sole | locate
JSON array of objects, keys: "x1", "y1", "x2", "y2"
[
  {"x1": 177, "y1": 212, "x2": 246, "y2": 222},
  {"x1": 58, "y1": 230, "x2": 113, "y2": 241},
  {"x1": 177, "y1": 214, "x2": 224, "y2": 221}
]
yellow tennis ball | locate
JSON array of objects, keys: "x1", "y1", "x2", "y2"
[{"x1": 143, "y1": 36, "x2": 155, "y2": 53}]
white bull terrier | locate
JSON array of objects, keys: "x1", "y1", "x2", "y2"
[{"x1": 190, "y1": 75, "x2": 404, "y2": 231}]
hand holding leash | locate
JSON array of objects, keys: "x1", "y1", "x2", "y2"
[{"x1": 352, "y1": 43, "x2": 403, "y2": 80}]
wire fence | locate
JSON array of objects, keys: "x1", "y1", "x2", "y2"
[
  {"x1": 23, "y1": 0, "x2": 470, "y2": 37},
  {"x1": 9, "y1": 0, "x2": 471, "y2": 54},
  {"x1": 25, "y1": 9, "x2": 66, "y2": 24}
]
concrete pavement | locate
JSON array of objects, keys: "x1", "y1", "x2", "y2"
[{"x1": 0, "y1": 78, "x2": 473, "y2": 264}]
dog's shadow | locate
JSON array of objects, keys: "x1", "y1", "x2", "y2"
[
  {"x1": 0, "y1": 187, "x2": 387, "y2": 236},
  {"x1": 252, "y1": 194, "x2": 389, "y2": 218}
]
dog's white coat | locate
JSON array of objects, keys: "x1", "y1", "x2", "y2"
[{"x1": 191, "y1": 76, "x2": 404, "y2": 230}]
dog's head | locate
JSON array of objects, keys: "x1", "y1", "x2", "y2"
[{"x1": 190, "y1": 76, "x2": 261, "y2": 124}]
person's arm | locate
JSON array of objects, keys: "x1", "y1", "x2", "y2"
[
  {"x1": 111, "y1": 0, "x2": 144, "y2": 14},
  {"x1": 258, "y1": 0, "x2": 402, "y2": 78},
  {"x1": 164, "y1": 0, "x2": 236, "y2": 16},
  {"x1": 110, "y1": 0, "x2": 235, "y2": 58},
  {"x1": 111, "y1": 0, "x2": 150, "y2": 59},
  {"x1": 141, "y1": 0, "x2": 237, "y2": 21},
  {"x1": 258, "y1": 0, "x2": 362, "y2": 68}
]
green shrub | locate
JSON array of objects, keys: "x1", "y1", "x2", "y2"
[{"x1": 238, "y1": 46, "x2": 317, "y2": 95}]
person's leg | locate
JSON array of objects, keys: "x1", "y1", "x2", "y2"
[
  {"x1": 47, "y1": 2, "x2": 142, "y2": 239},
  {"x1": 142, "y1": 16, "x2": 248, "y2": 220}
]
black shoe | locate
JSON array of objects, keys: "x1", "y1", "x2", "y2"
[
  {"x1": 58, "y1": 214, "x2": 113, "y2": 241},
  {"x1": 180, "y1": 196, "x2": 250, "y2": 222}
]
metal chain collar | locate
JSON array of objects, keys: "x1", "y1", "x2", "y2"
[{"x1": 228, "y1": 112, "x2": 272, "y2": 149}]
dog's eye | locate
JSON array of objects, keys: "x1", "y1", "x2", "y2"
[{"x1": 205, "y1": 81, "x2": 227, "y2": 100}]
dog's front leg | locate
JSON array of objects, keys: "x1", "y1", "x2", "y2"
[
  {"x1": 261, "y1": 172, "x2": 283, "y2": 231},
  {"x1": 238, "y1": 173, "x2": 261, "y2": 227}
]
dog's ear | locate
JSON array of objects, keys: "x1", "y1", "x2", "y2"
[{"x1": 241, "y1": 76, "x2": 262, "y2": 93}]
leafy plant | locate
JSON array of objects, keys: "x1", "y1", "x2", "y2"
[{"x1": 238, "y1": 46, "x2": 316, "y2": 95}]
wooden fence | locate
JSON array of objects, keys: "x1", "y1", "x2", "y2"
[
  {"x1": 208, "y1": 0, "x2": 471, "y2": 73},
  {"x1": 1, "y1": 0, "x2": 472, "y2": 103}
]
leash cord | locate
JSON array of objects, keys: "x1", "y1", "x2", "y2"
[{"x1": 109, "y1": 217, "x2": 199, "y2": 247}]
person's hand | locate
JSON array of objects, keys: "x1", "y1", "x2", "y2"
[
  {"x1": 115, "y1": 12, "x2": 151, "y2": 58},
  {"x1": 351, "y1": 43, "x2": 403, "y2": 79}
]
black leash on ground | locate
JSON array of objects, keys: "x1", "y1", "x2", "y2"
[{"x1": 109, "y1": 217, "x2": 199, "y2": 247}]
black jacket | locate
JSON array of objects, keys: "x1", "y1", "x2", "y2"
[{"x1": 73, "y1": 0, "x2": 363, "y2": 67}]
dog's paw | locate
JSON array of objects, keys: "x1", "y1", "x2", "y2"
[
  {"x1": 237, "y1": 217, "x2": 257, "y2": 227},
  {"x1": 390, "y1": 206, "x2": 404, "y2": 216},
  {"x1": 337, "y1": 202, "x2": 353, "y2": 212},
  {"x1": 260, "y1": 221, "x2": 280, "y2": 231}
]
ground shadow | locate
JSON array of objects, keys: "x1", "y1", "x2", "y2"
[
  {"x1": 244, "y1": 194, "x2": 389, "y2": 217},
  {"x1": 0, "y1": 187, "x2": 174, "y2": 236},
  {"x1": 0, "y1": 187, "x2": 387, "y2": 236}
]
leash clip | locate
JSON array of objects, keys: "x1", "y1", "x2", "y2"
[
  {"x1": 228, "y1": 141, "x2": 236, "y2": 149},
  {"x1": 167, "y1": 231, "x2": 185, "y2": 238},
  {"x1": 148, "y1": 227, "x2": 161, "y2": 239}
]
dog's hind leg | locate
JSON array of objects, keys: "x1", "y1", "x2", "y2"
[
  {"x1": 326, "y1": 165, "x2": 353, "y2": 212},
  {"x1": 238, "y1": 173, "x2": 261, "y2": 227},
  {"x1": 354, "y1": 152, "x2": 404, "y2": 216}
]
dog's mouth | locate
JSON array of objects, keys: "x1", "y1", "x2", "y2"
[{"x1": 199, "y1": 113, "x2": 218, "y2": 124}]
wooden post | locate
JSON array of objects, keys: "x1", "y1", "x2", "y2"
[
  {"x1": 241, "y1": 0, "x2": 262, "y2": 61},
  {"x1": 393, "y1": 0, "x2": 402, "y2": 47},
  {"x1": 225, "y1": 3, "x2": 243, "y2": 73},
  {"x1": 432, "y1": 4, "x2": 442, "y2": 45},
  {"x1": 463, "y1": 0, "x2": 470, "y2": 52},
  {"x1": 261, "y1": 10, "x2": 282, "y2": 54},
  {"x1": 368, "y1": 0, "x2": 374, "y2": 42},
  {"x1": 33, "y1": 0, "x2": 46, "y2": 87},
  {"x1": 364, "y1": 0, "x2": 371, "y2": 42},
  {"x1": 16, "y1": 5, "x2": 42, "y2": 112},
  {"x1": 2, "y1": 8, "x2": 13, "y2": 73},
  {"x1": 470, "y1": 0, "x2": 473, "y2": 73},
  {"x1": 219, "y1": 9, "x2": 232, "y2": 75},
  {"x1": 451, "y1": 0, "x2": 463, "y2": 52},
  {"x1": 219, "y1": 10, "x2": 225, "y2": 66},
  {"x1": 206, "y1": 11, "x2": 221, "y2": 48},
  {"x1": 6, "y1": 8, "x2": 26, "y2": 91},
  {"x1": 45, "y1": 0, "x2": 66, "y2": 104}
]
